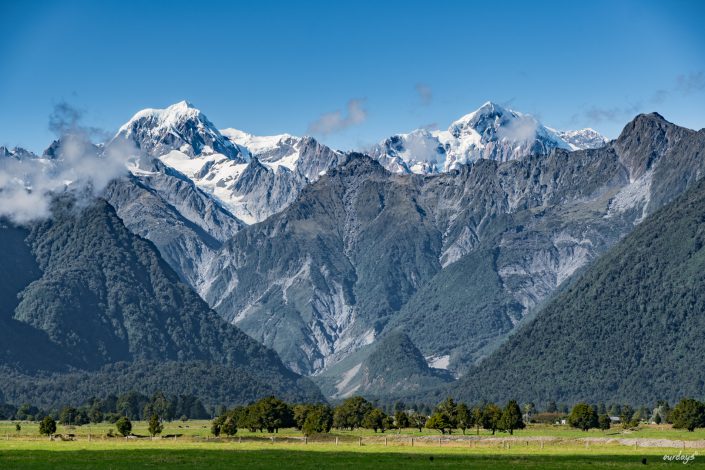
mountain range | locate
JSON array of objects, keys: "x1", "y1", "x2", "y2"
[{"x1": 2, "y1": 100, "x2": 704, "y2": 406}]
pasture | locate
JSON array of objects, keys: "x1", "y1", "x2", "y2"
[{"x1": 1, "y1": 421, "x2": 703, "y2": 469}]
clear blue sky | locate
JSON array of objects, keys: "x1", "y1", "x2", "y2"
[{"x1": 1, "y1": 0, "x2": 704, "y2": 153}]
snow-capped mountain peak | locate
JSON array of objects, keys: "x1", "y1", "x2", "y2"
[
  {"x1": 372, "y1": 102, "x2": 607, "y2": 174},
  {"x1": 114, "y1": 101, "x2": 245, "y2": 161},
  {"x1": 555, "y1": 128, "x2": 609, "y2": 151}
]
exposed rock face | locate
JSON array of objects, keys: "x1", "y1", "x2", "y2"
[{"x1": 201, "y1": 114, "x2": 705, "y2": 387}]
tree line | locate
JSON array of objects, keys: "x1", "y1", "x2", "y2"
[
  {"x1": 210, "y1": 396, "x2": 525, "y2": 437},
  {"x1": 0, "y1": 390, "x2": 209, "y2": 423},
  {"x1": 567, "y1": 399, "x2": 705, "y2": 432},
  {"x1": 9, "y1": 393, "x2": 705, "y2": 438}
]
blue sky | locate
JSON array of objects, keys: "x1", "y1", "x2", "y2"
[{"x1": 1, "y1": 0, "x2": 704, "y2": 152}]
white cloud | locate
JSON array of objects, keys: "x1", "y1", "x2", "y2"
[
  {"x1": 0, "y1": 103, "x2": 133, "y2": 225},
  {"x1": 307, "y1": 99, "x2": 367, "y2": 135}
]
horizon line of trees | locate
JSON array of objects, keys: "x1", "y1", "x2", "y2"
[
  {"x1": 6, "y1": 393, "x2": 705, "y2": 436},
  {"x1": 211, "y1": 396, "x2": 525, "y2": 437},
  {"x1": 0, "y1": 390, "x2": 209, "y2": 424}
]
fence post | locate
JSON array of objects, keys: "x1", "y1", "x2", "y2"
[
  {"x1": 411, "y1": 437, "x2": 414, "y2": 447},
  {"x1": 335, "y1": 437, "x2": 339, "y2": 446},
  {"x1": 359, "y1": 437, "x2": 362, "y2": 446},
  {"x1": 304, "y1": 436, "x2": 307, "y2": 445},
  {"x1": 385, "y1": 437, "x2": 387, "y2": 446}
]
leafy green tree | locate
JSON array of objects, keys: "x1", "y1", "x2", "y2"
[
  {"x1": 89, "y1": 407, "x2": 103, "y2": 424},
  {"x1": 568, "y1": 403, "x2": 598, "y2": 431},
  {"x1": 15, "y1": 423, "x2": 21, "y2": 432},
  {"x1": 150, "y1": 391, "x2": 172, "y2": 421},
  {"x1": 394, "y1": 410, "x2": 410, "y2": 432},
  {"x1": 255, "y1": 396, "x2": 293, "y2": 433},
  {"x1": 59, "y1": 406, "x2": 79, "y2": 425},
  {"x1": 426, "y1": 411, "x2": 452, "y2": 434},
  {"x1": 598, "y1": 414, "x2": 611, "y2": 430},
  {"x1": 116, "y1": 416, "x2": 132, "y2": 437},
  {"x1": 293, "y1": 404, "x2": 309, "y2": 430},
  {"x1": 498, "y1": 400, "x2": 525, "y2": 435},
  {"x1": 362, "y1": 408, "x2": 387, "y2": 433},
  {"x1": 620, "y1": 405, "x2": 635, "y2": 425},
  {"x1": 211, "y1": 416, "x2": 224, "y2": 437},
  {"x1": 472, "y1": 406, "x2": 483, "y2": 435},
  {"x1": 671, "y1": 398, "x2": 705, "y2": 432},
  {"x1": 383, "y1": 415, "x2": 395, "y2": 432},
  {"x1": 333, "y1": 396, "x2": 374, "y2": 430},
  {"x1": 408, "y1": 411, "x2": 427, "y2": 432},
  {"x1": 436, "y1": 397, "x2": 458, "y2": 429},
  {"x1": 223, "y1": 415, "x2": 239, "y2": 436},
  {"x1": 481, "y1": 403, "x2": 502, "y2": 435},
  {"x1": 39, "y1": 416, "x2": 56, "y2": 437},
  {"x1": 148, "y1": 414, "x2": 163, "y2": 437},
  {"x1": 301, "y1": 405, "x2": 333, "y2": 436},
  {"x1": 456, "y1": 403, "x2": 472, "y2": 435},
  {"x1": 546, "y1": 401, "x2": 558, "y2": 413}
]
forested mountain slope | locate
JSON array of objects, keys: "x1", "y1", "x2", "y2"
[
  {"x1": 436, "y1": 174, "x2": 705, "y2": 405},
  {"x1": 0, "y1": 199, "x2": 322, "y2": 407}
]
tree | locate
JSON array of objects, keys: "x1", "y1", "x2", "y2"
[
  {"x1": 671, "y1": 398, "x2": 705, "y2": 432},
  {"x1": 39, "y1": 416, "x2": 56, "y2": 437},
  {"x1": 456, "y1": 403, "x2": 472, "y2": 435},
  {"x1": 394, "y1": 410, "x2": 409, "y2": 432},
  {"x1": 293, "y1": 404, "x2": 309, "y2": 430},
  {"x1": 148, "y1": 414, "x2": 163, "y2": 437},
  {"x1": 408, "y1": 411, "x2": 427, "y2": 432},
  {"x1": 435, "y1": 398, "x2": 458, "y2": 429},
  {"x1": 211, "y1": 416, "x2": 224, "y2": 437},
  {"x1": 523, "y1": 402, "x2": 536, "y2": 420},
  {"x1": 333, "y1": 396, "x2": 374, "y2": 430},
  {"x1": 254, "y1": 396, "x2": 293, "y2": 433},
  {"x1": 568, "y1": 403, "x2": 598, "y2": 431},
  {"x1": 89, "y1": 407, "x2": 103, "y2": 424},
  {"x1": 598, "y1": 414, "x2": 611, "y2": 430},
  {"x1": 362, "y1": 408, "x2": 387, "y2": 433},
  {"x1": 498, "y1": 400, "x2": 525, "y2": 435},
  {"x1": 481, "y1": 404, "x2": 502, "y2": 435},
  {"x1": 222, "y1": 415, "x2": 238, "y2": 436},
  {"x1": 15, "y1": 423, "x2": 21, "y2": 432},
  {"x1": 150, "y1": 391, "x2": 172, "y2": 421},
  {"x1": 301, "y1": 405, "x2": 333, "y2": 436},
  {"x1": 116, "y1": 416, "x2": 132, "y2": 437},
  {"x1": 546, "y1": 401, "x2": 558, "y2": 413},
  {"x1": 472, "y1": 406, "x2": 483, "y2": 435},
  {"x1": 620, "y1": 405, "x2": 635, "y2": 426},
  {"x1": 426, "y1": 412, "x2": 452, "y2": 434},
  {"x1": 59, "y1": 406, "x2": 79, "y2": 426}
]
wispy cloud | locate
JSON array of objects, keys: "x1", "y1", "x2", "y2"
[
  {"x1": 415, "y1": 83, "x2": 433, "y2": 106},
  {"x1": 0, "y1": 103, "x2": 132, "y2": 224},
  {"x1": 676, "y1": 71, "x2": 705, "y2": 95},
  {"x1": 307, "y1": 99, "x2": 367, "y2": 135}
]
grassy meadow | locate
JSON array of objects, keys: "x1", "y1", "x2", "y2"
[{"x1": 1, "y1": 421, "x2": 704, "y2": 469}]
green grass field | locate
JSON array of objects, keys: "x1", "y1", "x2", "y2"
[{"x1": 1, "y1": 421, "x2": 704, "y2": 469}]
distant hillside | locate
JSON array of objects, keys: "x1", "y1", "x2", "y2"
[
  {"x1": 0, "y1": 198, "x2": 322, "y2": 407},
  {"x1": 432, "y1": 175, "x2": 705, "y2": 405},
  {"x1": 314, "y1": 331, "x2": 453, "y2": 399}
]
